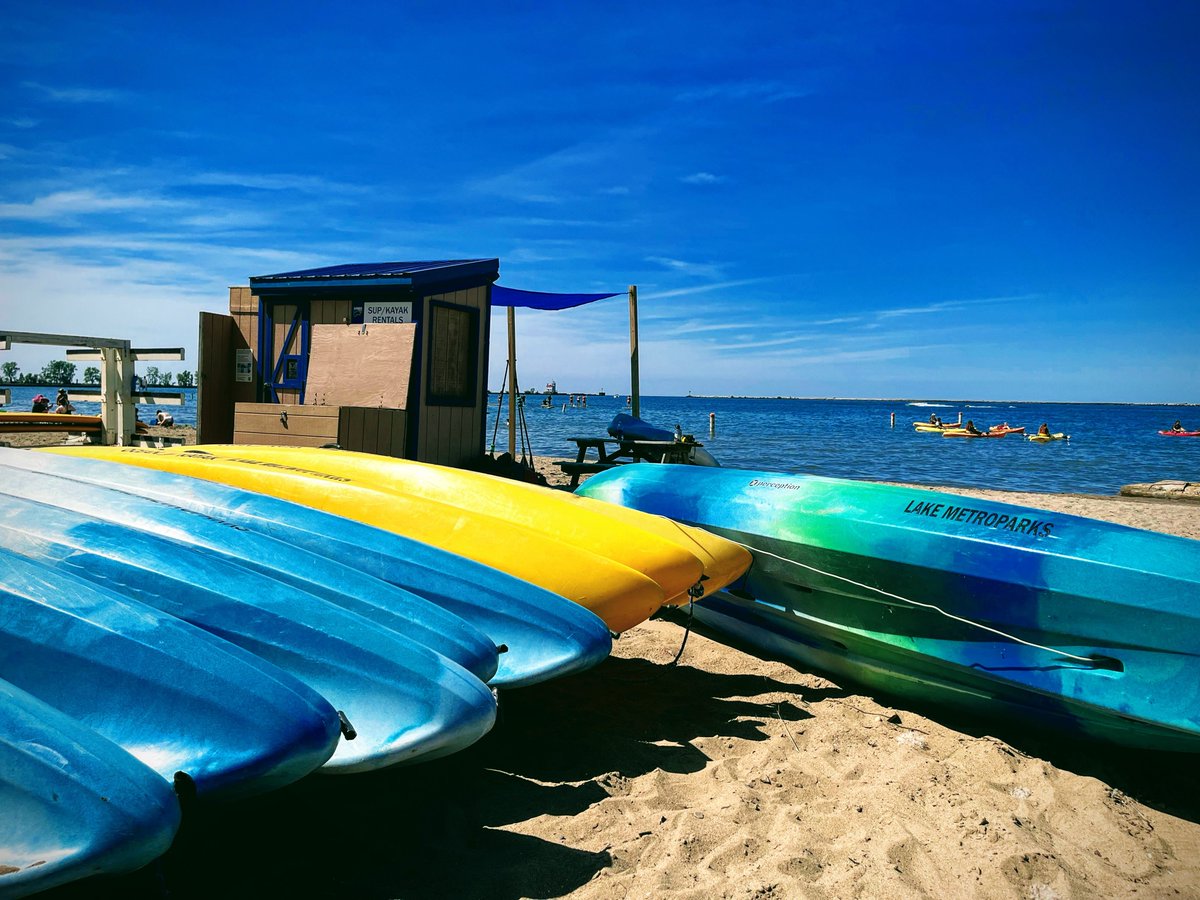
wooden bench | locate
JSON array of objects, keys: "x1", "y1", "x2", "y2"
[{"x1": 0, "y1": 414, "x2": 103, "y2": 435}]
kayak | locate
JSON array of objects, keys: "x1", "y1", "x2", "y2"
[
  {"x1": 41, "y1": 445, "x2": 672, "y2": 633},
  {"x1": 0, "y1": 490, "x2": 498, "y2": 772},
  {"x1": 577, "y1": 465, "x2": 1200, "y2": 751},
  {"x1": 0, "y1": 679, "x2": 181, "y2": 897},
  {"x1": 133, "y1": 444, "x2": 748, "y2": 604},
  {"x1": 0, "y1": 550, "x2": 342, "y2": 799},
  {"x1": 1159, "y1": 430, "x2": 1200, "y2": 437},
  {"x1": 607, "y1": 413, "x2": 721, "y2": 466},
  {"x1": 0, "y1": 452, "x2": 499, "y2": 684},
  {"x1": 941, "y1": 429, "x2": 1005, "y2": 438},
  {"x1": 988, "y1": 425, "x2": 1026, "y2": 436},
  {"x1": 0, "y1": 448, "x2": 610, "y2": 688},
  {"x1": 1028, "y1": 432, "x2": 1069, "y2": 442},
  {"x1": 155, "y1": 445, "x2": 709, "y2": 606}
]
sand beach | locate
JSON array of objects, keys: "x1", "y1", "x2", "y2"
[{"x1": 6, "y1": 435, "x2": 1200, "y2": 898}]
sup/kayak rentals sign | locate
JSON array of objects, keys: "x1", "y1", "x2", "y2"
[{"x1": 363, "y1": 302, "x2": 414, "y2": 324}]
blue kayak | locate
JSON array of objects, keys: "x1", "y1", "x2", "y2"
[
  {"x1": 1, "y1": 448, "x2": 612, "y2": 688},
  {"x1": 0, "y1": 550, "x2": 341, "y2": 799},
  {"x1": 0, "y1": 493, "x2": 498, "y2": 772},
  {"x1": 0, "y1": 455, "x2": 499, "y2": 684},
  {"x1": 0, "y1": 678, "x2": 180, "y2": 897},
  {"x1": 607, "y1": 413, "x2": 721, "y2": 466},
  {"x1": 579, "y1": 465, "x2": 1200, "y2": 751}
]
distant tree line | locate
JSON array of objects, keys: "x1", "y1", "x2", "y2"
[{"x1": 0, "y1": 360, "x2": 194, "y2": 387}]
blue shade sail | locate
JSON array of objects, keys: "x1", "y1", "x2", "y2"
[{"x1": 492, "y1": 285, "x2": 620, "y2": 310}]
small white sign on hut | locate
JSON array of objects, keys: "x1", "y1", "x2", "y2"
[
  {"x1": 363, "y1": 301, "x2": 413, "y2": 324},
  {"x1": 304, "y1": 323, "x2": 414, "y2": 408}
]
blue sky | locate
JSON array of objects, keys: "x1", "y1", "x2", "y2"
[{"x1": 1, "y1": 1, "x2": 1196, "y2": 401}]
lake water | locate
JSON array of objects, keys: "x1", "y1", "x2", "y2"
[{"x1": 489, "y1": 394, "x2": 1200, "y2": 495}]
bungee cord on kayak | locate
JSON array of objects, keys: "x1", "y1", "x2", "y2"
[{"x1": 732, "y1": 540, "x2": 1119, "y2": 670}]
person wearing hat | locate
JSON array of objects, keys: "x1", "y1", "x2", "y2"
[
  {"x1": 54, "y1": 388, "x2": 75, "y2": 414},
  {"x1": 31, "y1": 393, "x2": 50, "y2": 413}
]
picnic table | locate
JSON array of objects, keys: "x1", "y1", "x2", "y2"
[{"x1": 556, "y1": 436, "x2": 703, "y2": 488}]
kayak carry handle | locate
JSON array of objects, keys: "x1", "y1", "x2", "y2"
[{"x1": 337, "y1": 710, "x2": 358, "y2": 741}]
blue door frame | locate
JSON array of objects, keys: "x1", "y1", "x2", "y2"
[{"x1": 257, "y1": 299, "x2": 311, "y2": 403}]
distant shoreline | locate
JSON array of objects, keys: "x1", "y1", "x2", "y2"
[{"x1": 488, "y1": 391, "x2": 1196, "y2": 406}]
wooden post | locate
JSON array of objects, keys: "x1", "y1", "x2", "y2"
[
  {"x1": 507, "y1": 306, "x2": 517, "y2": 455},
  {"x1": 628, "y1": 285, "x2": 640, "y2": 419}
]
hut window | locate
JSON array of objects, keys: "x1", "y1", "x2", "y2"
[{"x1": 425, "y1": 300, "x2": 478, "y2": 406}]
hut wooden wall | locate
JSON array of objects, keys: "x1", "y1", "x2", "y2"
[
  {"x1": 233, "y1": 402, "x2": 339, "y2": 447},
  {"x1": 229, "y1": 287, "x2": 259, "y2": 405},
  {"x1": 196, "y1": 312, "x2": 235, "y2": 443},
  {"x1": 414, "y1": 286, "x2": 488, "y2": 467},
  {"x1": 310, "y1": 298, "x2": 353, "y2": 328},
  {"x1": 225, "y1": 284, "x2": 487, "y2": 466},
  {"x1": 232, "y1": 402, "x2": 407, "y2": 457},
  {"x1": 338, "y1": 407, "x2": 408, "y2": 457}
]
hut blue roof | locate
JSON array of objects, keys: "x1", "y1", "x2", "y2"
[
  {"x1": 250, "y1": 260, "x2": 618, "y2": 309},
  {"x1": 250, "y1": 259, "x2": 500, "y2": 289}
]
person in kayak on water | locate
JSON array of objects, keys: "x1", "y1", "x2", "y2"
[
  {"x1": 928, "y1": 413, "x2": 943, "y2": 426},
  {"x1": 963, "y1": 420, "x2": 983, "y2": 435},
  {"x1": 1038, "y1": 423, "x2": 1051, "y2": 436},
  {"x1": 1171, "y1": 420, "x2": 1186, "y2": 433}
]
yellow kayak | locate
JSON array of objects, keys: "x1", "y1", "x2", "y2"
[
  {"x1": 1027, "y1": 432, "x2": 1069, "y2": 442},
  {"x1": 42, "y1": 445, "x2": 669, "y2": 633},
  {"x1": 152, "y1": 445, "x2": 749, "y2": 605}
]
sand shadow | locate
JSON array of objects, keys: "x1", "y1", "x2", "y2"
[
  {"x1": 675, "y1": 609, "x2": 1200, "y2": 823},
  {"x1": 45, "y1": 639, "x2": 832, "y2": 900}
]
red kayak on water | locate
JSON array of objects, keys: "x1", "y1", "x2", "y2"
[{"x1": 1159, "y1": 430, "x2": 1200, "y2": 437}]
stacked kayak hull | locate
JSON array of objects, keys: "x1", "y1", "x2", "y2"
[
  {"x1": 0, "y1": 551, "x2": 341, "y2": 798},
  {"x1": 153, "y1": 445, "x2": 705, "y2": 613},
  {"x1": 0, "y1": 455, "x2": 498, "y2": 683},
  {"x1": 0, "y1": 679, "x2": 181, "y2": 898},
  {"x1": 0, "y1": 488, "x2": 498, "y2": 771},
  {"x1": 4, "y1": 448, "x2": 612, "y2": 687},
  {"x1": 578, "y1": 465, "x2": 1200, "y2": 750},
  {"x1": 41, "y1": 445, "x2": 670, "y2": 632},
  {"x1": 143, "y1": 445, "x2": 749, "y2": 604}
]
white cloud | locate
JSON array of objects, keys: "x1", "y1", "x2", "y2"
[
  {"x1": 642, "y1": 277, "x2": 775, "y2": 301},
  {"x1": 0, "y1": 189, "x2": 181, "y2": 221},
  {"x1": 644, "y1": 256, "x2": 724, "y2": 279},
  {"x1": 22, "y1": 81, "x2": 127, "y2": 103},
  {"x1": 875, "y1": 294, "x2": 1038, "y2": 319},
  {"x1": 184, "y1": 171, "x2": 372, "y2": 195},
  {"x1": 681, "y1": 172, "x2": 724, "y2": 185}
]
